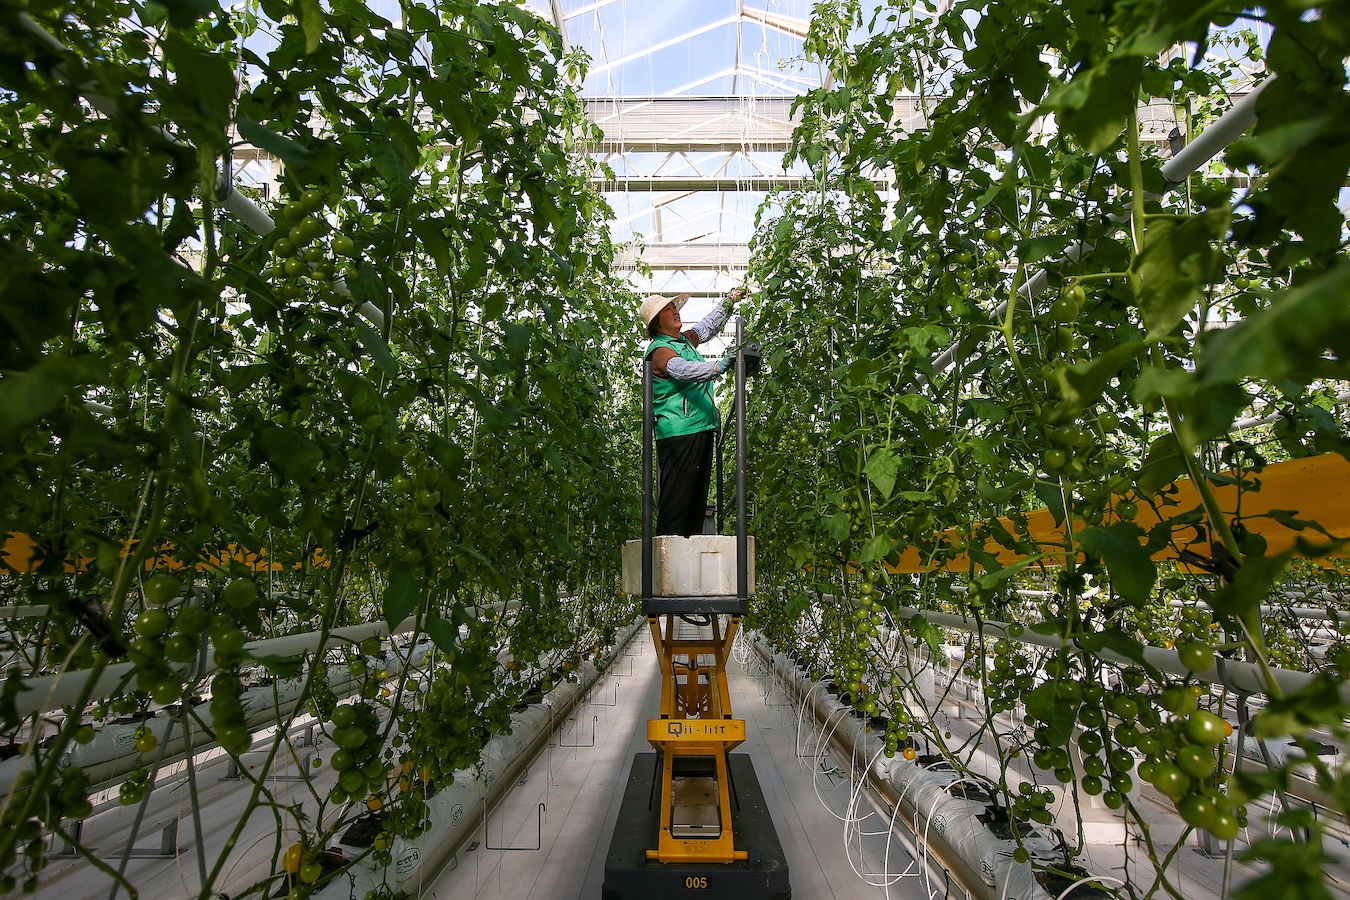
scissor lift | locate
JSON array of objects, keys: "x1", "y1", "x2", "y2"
[{"x1": 603, "y1": 318, "x2": 789, "y2": 899}]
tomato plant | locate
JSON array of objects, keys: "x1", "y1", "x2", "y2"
[
  {"x1": 744, "y1": 0, "x2": 1350, "y2": 896},
  {"x1": 0, "y1": 0, "x2": 640, "y2": 895}
]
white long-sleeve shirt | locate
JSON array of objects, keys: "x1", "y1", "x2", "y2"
[{"x1": 664, "y1": 302, "x2": 730, "y2": 382}]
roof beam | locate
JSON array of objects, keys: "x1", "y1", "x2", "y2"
[
  {"x1": 587, "y1": 15, "x2": 739, "y2": 77},
  {"x1": 547, "y1": 0, "x2": 569, "y2": 52},
  {"x1": 740, "y1": 6, "x2": 810, "y2": 39}
]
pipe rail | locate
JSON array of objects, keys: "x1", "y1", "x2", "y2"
[{"x1": 890, "y1": 605, "x2": 1350, "y2": 705}]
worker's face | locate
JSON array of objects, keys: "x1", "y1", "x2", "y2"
[{"x1": 659, "y1": 302, "x2": 681, "y2": 332}]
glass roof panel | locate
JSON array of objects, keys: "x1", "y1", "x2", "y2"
[{"x1": 524, "y1": 0, "x2": 831, "y2": 293}]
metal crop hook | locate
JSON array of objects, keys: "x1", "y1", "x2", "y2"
[
  {"x1": 763, "y1": 679, "x2": 789, "y2": 708},
  {"x1": 611, "y1": 654, "x2": 635, "y2": 677},
  {"x1": 558, "y1": 715, "x2": 598, "y2": 748},
  {"x1": 482, "y1": 800, "x2": 546, "y2": 851},
  {"x1": 591, "y1": 681, "x2": 619, "y2": 707}
]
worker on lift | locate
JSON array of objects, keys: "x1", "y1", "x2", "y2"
[{"x1": 638, "y1": 287, "x2": 745, "y2": 537}]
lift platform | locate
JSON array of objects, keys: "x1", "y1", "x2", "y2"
[{"x1": 604, "y1": 315, "x2": 789, "y2": 899}]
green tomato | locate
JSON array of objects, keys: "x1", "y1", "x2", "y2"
[
  {"x1": 1150, "y1": 763, "x2": 1191, "y2": 799},
  {"x1": 1176, "y1": 744, "x2": 1216, "y2": 779},
  {"x1": 150, "y1": 680, "x2": 180, "y2": 706},
  {"x1": 331, "y1": 748, "x2": 355, "y2": 771},
  {"x1": 223, "y1": 579, "x2": 258, "y2": 608},
  {"x1": 1044, "y1": 448, "x2": 1067, "y2": 469},
  {"x1": 331, "y1": 704, "x2": 358, "y2": 728},
  {"x1": 1102, "y1": 790, "x2": 1124, "y2": 810},
  {"x1": 332, "y1": 234, "x2": 356, "y2": 256},
  {"x1": 176, "y1": 606, "x2": 210, "y2": 636},
  {"x1": 300, "y1": 188, "x2": 324, "y2": 211},
  {"x1": 216, "y1": 723, "x2": 251, "y2": 753},
  {"x1": 1115, "y1": 500, "x2": 1139, "y2": 520},
  {"x1": 214, "y1": 628, "x2": 248, "y2": 656},
  {"x1": 1208, "y1": 810, "x2": 1240, "y2": 840},
  {"x1": 1160, "y1": 685, "x2": 1198, "y2": 716},
  {"x1": 135, "y1": 608, "x2": 172, "y2": 638},
  {"x1": 143, "y1": 574, "x2": 181, "y2": 607},
  {"x1": 1108, "y1": 749, "x2": 1135, "y2": 773},
  {"x1": 1080, "y1": 774, "x2": 1103, "y2": 795},
  {"x1": 300, "y1": 861, "x2": 323, "y2": 884},
  {"x1": 136, "y1": 733, "x2": 158, "y2": 754},
  {"x1": 1049, "y1": 297, "x2": 1078, "y2": 323},
  {"x1": 74, "y1": 724, "x2": 96, "y2": 745},
  {"x1": 1178, "y1": 793, "x2": 1218, "y2": 830},
  {"x1": 296, "y1": 215, "x2": 323, "y2": 243},
  {"x1": 1186, "y1": 711, "x2": 1228, "y2": 746},
  {"x1": 334, "y1": 726, "x2": 368, "y2": 750},
  {"x1": 164, "y1": 634, "x2": 197, "y2": 664},
  {"x1": 1177, "y1": 641, "x2": 1215, "y2": 674}
]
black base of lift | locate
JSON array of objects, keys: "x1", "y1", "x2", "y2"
[{"x1": 602, "y1": 753, "x2": 790, "y2": 900}]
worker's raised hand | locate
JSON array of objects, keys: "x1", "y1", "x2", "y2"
[{"x1": 727, "y1": 286, "x2": 747, "y2": 305}]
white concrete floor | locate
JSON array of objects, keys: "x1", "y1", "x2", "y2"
[{"x1": 428, "y1": 624, "x2": 927, "y2": 900}]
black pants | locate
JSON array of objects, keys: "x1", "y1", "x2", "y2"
[{"x1": 656, "y1": 429, "x2": 715, "y2": 537}]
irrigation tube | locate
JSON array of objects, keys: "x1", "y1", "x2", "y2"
[
  {"x1": 13, "y1": 616, "x2": 417, "y2": 719},
  {"x1": 747, "y1": 635, "x2": 1057, "y2": 900},
  {"x1": 314, "y1": 616, "x2": 646, "y2": 899},
  {"x1": 891, "y1": 606, "x2": 1350, "y2": 705},
  {"x1": 0, "y1": 639, "x2": 436, "y2": 797},
  {"x1": 12, "y1": 599, "x2": 524, "y2": 718}
]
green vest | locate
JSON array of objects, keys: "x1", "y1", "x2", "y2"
[{"x1": 643, "y1": 335, "x2": 719, "y2": 440}]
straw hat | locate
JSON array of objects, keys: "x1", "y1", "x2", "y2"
[{"x1": 638, "y1": 293, "x2": 690, "y2": 331}]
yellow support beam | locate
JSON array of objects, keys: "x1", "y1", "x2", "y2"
[{"x1": 890, "y1": 452, "x2": 1350, "y2": 574}]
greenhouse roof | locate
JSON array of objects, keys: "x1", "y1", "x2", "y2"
[{"x1": 524, "y1": 0, "x2": 839, "y2": 300}]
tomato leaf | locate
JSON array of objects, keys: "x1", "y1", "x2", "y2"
[
  {"x1": 861, "y1": 532, "x2": 896, "y2": 563},
  {"x1": 1195, "y1": 261, "x2": 1350, "y2": 388},
  {"x1": 382, "y1": 561, "x2": 423, "y2": 629},
  {"x1": 975, "y1": 554, "x2": 1044, "y2": 587},
  {"x1": 1207, "y1": 549, "x2": 1293, "y2": 633},
  {"x1": 424, "y1": 614, "x2": 459, "y2": 655},
  {"x1": 1034, "y1": 481, "x2": 1066, "y2": 527},
  {"x1": 1053, "y1": 340, "x2": 1146, "y2": 414},
  {"x1": 236, "y1": 116, "x2": 317, "y2": 166},
  {"x1": 0, "y1": 353, "x2": 108, "y2": 438},
  {"x1": 297, "y1": 0, "x2": 325, "y2": 54},
  {"x1": 1132, "y1": 210, "x2": 1228, "y2": 340},
  {"x1": 1025, "y1": 681, "x2": 1076, "y2": 747},
  {"x1": 1136, "y1": 434, "x2": 1189, "y2": 497},
  {"x1": 863, "y1": 448, "x2": 899, "y2": 500},
  {"x1": 1048, "y1": 55, "x2": 1143, "y2": 153},
  {"x1": 356, "y1": 320, "x2": 398, "y2": 377},
  {"x1": 253, "y1": 425, "x2": 324, "y2": 486},
  {"x1": 1076, "y1": 522, "x2": 1155, "y2": 606},
  {"x1": 254, "y1": 654, "x2": 304, "y2": 678}
]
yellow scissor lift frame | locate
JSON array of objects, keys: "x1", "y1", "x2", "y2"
[{"x1": 645, "y1": 612, "x2": 748, "y2": 863}]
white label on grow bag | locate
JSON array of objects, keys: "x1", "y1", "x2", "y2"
[
  {"x1": 451, "y1": 803, "x2": 464, "y2": 826},
  {"x1": 396, "y1": 847, "x2": 420, "y2": 875}
]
